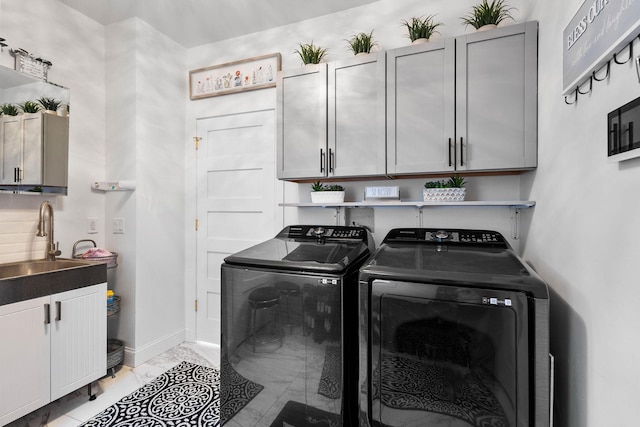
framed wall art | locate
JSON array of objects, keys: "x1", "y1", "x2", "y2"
[{"x1": 189, "y1": 52, "x2": 281, "y2": 99}]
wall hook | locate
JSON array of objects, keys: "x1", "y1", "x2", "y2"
[
  {"x1": 577, "y1": 76, "x2": 593, "y2": 95},
  {"x1": 593, "y1": 61, "x2": 610, "y2": 82},
  {"x1": 565, "y1": 87, "x2": 578, "y2": 105},
  {"x1": 613, "y1": 39, "x2": 634, "y2": 65}
]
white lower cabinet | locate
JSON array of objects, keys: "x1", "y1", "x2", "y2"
[{"x1": 0, "y1": 283, "x2": 106, "y2": 426}]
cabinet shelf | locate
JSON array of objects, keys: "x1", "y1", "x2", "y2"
[{"x1": 279, "y1": 200, "x2": 535, "y2": 209}]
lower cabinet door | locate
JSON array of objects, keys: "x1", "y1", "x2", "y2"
[
  {"x1": 0, "y1": 296, "x2": 51, "y2": 426},
  {"x1": 50, "y1": 283, "x2": 107, "y2": 401}
]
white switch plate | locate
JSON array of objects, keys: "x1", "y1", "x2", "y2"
[
  {"x1": 113, "y1": 218, "x2": 125, "y2": 234},
  {"x1": 87, "y1": 217, "x2": 98, "y2": 234}
]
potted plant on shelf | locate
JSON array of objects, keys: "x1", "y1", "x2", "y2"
[
  {"x1": 294, "y1": 42, "x2": 328, "y2": 65},
  {"x1": 423, "y1": 175, "x2": 467, "y2": 201},
  {"x1": 311, "y1": 181, "x2": 345, "y2": 203},
  {"x1": 0, "y1": 103, "x2": 19, "y2": 116},
  {"x1": 19, "y1": 100, "x2": 41, "y2": 114},
  {"x1": 461, "y1": 0, "x2": 515, "y2": 32},
  {"x1": 402, "y1": 15, "x2": 442, "y2": 44},
  {"x1": 346, "y1": 31, "x2": 376, "y2": 56},
  {"x1": 37, "y1": 96, "x2": 62, "y2": 114}
]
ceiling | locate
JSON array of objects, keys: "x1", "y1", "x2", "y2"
[{"x1": 58, "y1": 0, "x2": 379, "y2": 48}]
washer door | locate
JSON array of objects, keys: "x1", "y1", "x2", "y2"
[{"x1": 368, "y1": 280, "x2": 529, "y2": 427}]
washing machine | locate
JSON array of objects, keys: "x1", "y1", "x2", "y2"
[
  {"x1": 221, "y1": 225, "x2": 374, "y2": 426},
  {"x1": 358, "y1": 228, "x2": 551, "y2": 427}
]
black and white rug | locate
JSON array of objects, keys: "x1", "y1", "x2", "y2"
[
  {"x1": 81, "y1": 361, "x2": 220, "y2": 426},
  {"x1": 317, "y1": 345, "x2": 341, "y2": 399},
  {"x1": 220, "y1": 352, "x2": 264, "y2": 424},
  {"x1": 372, "y1": 355, "x2": 510, "y2": 427}
]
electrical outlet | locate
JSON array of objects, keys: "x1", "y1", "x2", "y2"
[
  {"x1": 87, "y1": 217, "x2": 98, "y2": 234},
  {"x1": 113, "y1": 218, "x2": 125, "y2": 234}
]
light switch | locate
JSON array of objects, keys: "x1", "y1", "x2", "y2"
[
  {"x1": 113, "y1": 218, "x2": 125, "y2": 234},
  {"x1": 87, "y1": 217, "x2": 98, "y2": 234}
]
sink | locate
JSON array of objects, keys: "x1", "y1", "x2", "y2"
[
  {"x1": 0, "y1": 259, "x2": 93, "y2": 280},
  {"x1": 0, "y1": 258, "x2": 107, "y2": 306}
]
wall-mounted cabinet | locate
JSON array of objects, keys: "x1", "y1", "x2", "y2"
[
  {"x1": 277, "y1": 63, "x2": 327, "y2": 180},
  {"x1": 328, "y1": 52, "x2": 386, "y2": 177},
  {"x1": 0, "y1": 112, "x2": 69, "y2": 189},
  {"x1": 277, "y1": 53, "x2": 386, "y2": 179},
  {"x1": 0, "y1": 65, "x2": 70, "y2": 194},
  {"x1": 278, "y1": 21, "x2": 538, "y2": 181},
  {"x1": 388, "y1": 21, "x2": 538, "y2": 175}
]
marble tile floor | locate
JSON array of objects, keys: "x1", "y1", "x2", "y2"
[{"x1": 5, "y1": 341, "x2": 221, "y2": 427}]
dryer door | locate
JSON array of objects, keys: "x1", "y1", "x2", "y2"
[{"x1": 368, "y1": 280, "x2": 530, "y2": 427}]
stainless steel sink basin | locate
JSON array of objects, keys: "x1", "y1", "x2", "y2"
[
  {"x1": 0, "y1": 259, "x2": 93, "y2": 280},
  {"x1": 0, "y1": 258, "x2": 107, "y2": 307}
]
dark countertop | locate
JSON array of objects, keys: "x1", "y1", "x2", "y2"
[{"x1": 0, "y1": 259, "x2": 107, "y2": 306}]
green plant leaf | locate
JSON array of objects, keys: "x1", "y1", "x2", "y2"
[{"x1": 461, "y1": 0, "x2": 515, "y2": 29}]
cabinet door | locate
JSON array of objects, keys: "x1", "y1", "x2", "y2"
[
  {"x1": 0, "y1": 297, "x2": 50, "y2": 426},
  {"x1": 1, "y1": 115, "x2": 22, "y2": 184},
  {"x1": 22, "y1": 112, "x2": 43, "y2": 185},
  {"x1": 456, "y1": 21, "x2": 538, "y2": 171},
  {"x1": 329, "y1": 53, "x2": 386, "y2": 177},
  {"x1": 50, "y1": 283, "x2": 107, "y2": 400},
  {"x1": 277, "y1": 64, "x2": 328, "y2": 179},
  {"x1": 387, "y1": 39, "x2": 455, "y2": 174}
]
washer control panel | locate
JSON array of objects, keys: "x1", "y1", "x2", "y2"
[{"x1": 279, "y1": 225, "x2": 366, "y2": 241}]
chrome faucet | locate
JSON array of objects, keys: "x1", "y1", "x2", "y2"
[{"x1": 37, "y1": 201, "x2": 62, "y2": 261}]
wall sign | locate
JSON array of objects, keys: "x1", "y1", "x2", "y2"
[
  {"x1": 189, "y1": 53, "x2": 281, "y2": 99},
  {"x1": 563, "y1": 0, "x2": 640, "y2": 95}
]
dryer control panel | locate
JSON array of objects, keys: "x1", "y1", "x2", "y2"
[{"x1": 383, "y1": 228, "x2": 509, "y2": 248}]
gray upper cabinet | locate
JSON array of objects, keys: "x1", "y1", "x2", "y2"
[
  {"x1": 277, "y1": 64, "x2": 328, "y2": 180},
  {"x1": 456, "y1": 21, "x2": 538, "y2": 171},
  {"x1": 278, "y1": 21, "x2": 538, "y2": 180},
  {"x1": 387, "y1": 38, "x2": 455, "y2": 174},
  {"x1": 328, "y1": 52, "x2": 386, "y2": 177},
  {"x1": 0, "y1": 112, "x2": 68, "y2": 188},
  {"x1": 388, "y1": 21, "x2": 537, "y2": 175}
]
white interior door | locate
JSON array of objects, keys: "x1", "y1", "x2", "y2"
[{"x1": 196, "y1": 109, "x2": 281, "y2": 344}]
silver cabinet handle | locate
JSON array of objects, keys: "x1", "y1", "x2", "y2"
[{"x1": 55, "y1": 301, "x2": 62, "y2": 321}]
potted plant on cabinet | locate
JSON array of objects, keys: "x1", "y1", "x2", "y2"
[
  {"x1": 0, "y1": 103, "x2": 19, "y2": 116},
  {"x1": 461, "y1": 0, "x2": 515, "y2": 32},
  {"x1": 294, "y1": 42, "x2": 328, "y2": 65},
  {"x1": 311, "y1": 181, "x2": 345, "y2": 203},
  {"x1": 37, "y1": 96, "x2": 62, "y2": 114},
  {"x1": 402, "y1": 15, "x2": 442, "y2": 44},
  {"x1": 346, "y1": 31, "x2": 377, "y2": 55},
  {"x1": 19, "y1": 100, "x2": 41, "y2": 114},
  {"x1": 423, "y1": 175, "x2": 466, "y2": 201}
]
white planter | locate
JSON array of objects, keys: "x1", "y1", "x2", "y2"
[
  {"x1": 411, "y1": 38, "x2": 429, "y2": 45},
  {"x1": 311, "y1": 191, "x2": 345, "y2": 203},
  {"x1": 477, "y1": 24, "x2": 498, "y2": 32},
  {"x1": 423, "y1": 188, "x2": 466, "y2": 202}
]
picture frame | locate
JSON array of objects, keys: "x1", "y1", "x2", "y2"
[{"x1": 189, "y1": 52, "x2": 281, "y2": 99}]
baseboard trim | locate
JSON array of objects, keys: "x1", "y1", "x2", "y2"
[{"x1": 123, "y1": 328, "x2": 186, "y2": 367}]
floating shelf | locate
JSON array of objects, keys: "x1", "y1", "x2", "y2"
[
  {"x1": 279, "y1": 200, "x2": 536, "y2": 208},
  {"x1": 91, "y1": 181, "x2": 136, "y2": 191}
]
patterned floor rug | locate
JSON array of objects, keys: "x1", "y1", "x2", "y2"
[
  {"x1": 81, "y1": 361, "x2": 220, "y2": 426},
  {"x1": 220, "y1": 352, "x2": 264, "y2": 424},
  {"x1": 372, "y1": 355, "x2": 510, "y2": 427},
  {"x1": 269, "y1": 401, "x2": 340, "y2": 427},
  {"x1": 317, "y1": 345, "x2": 341, "y2": 399}
]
